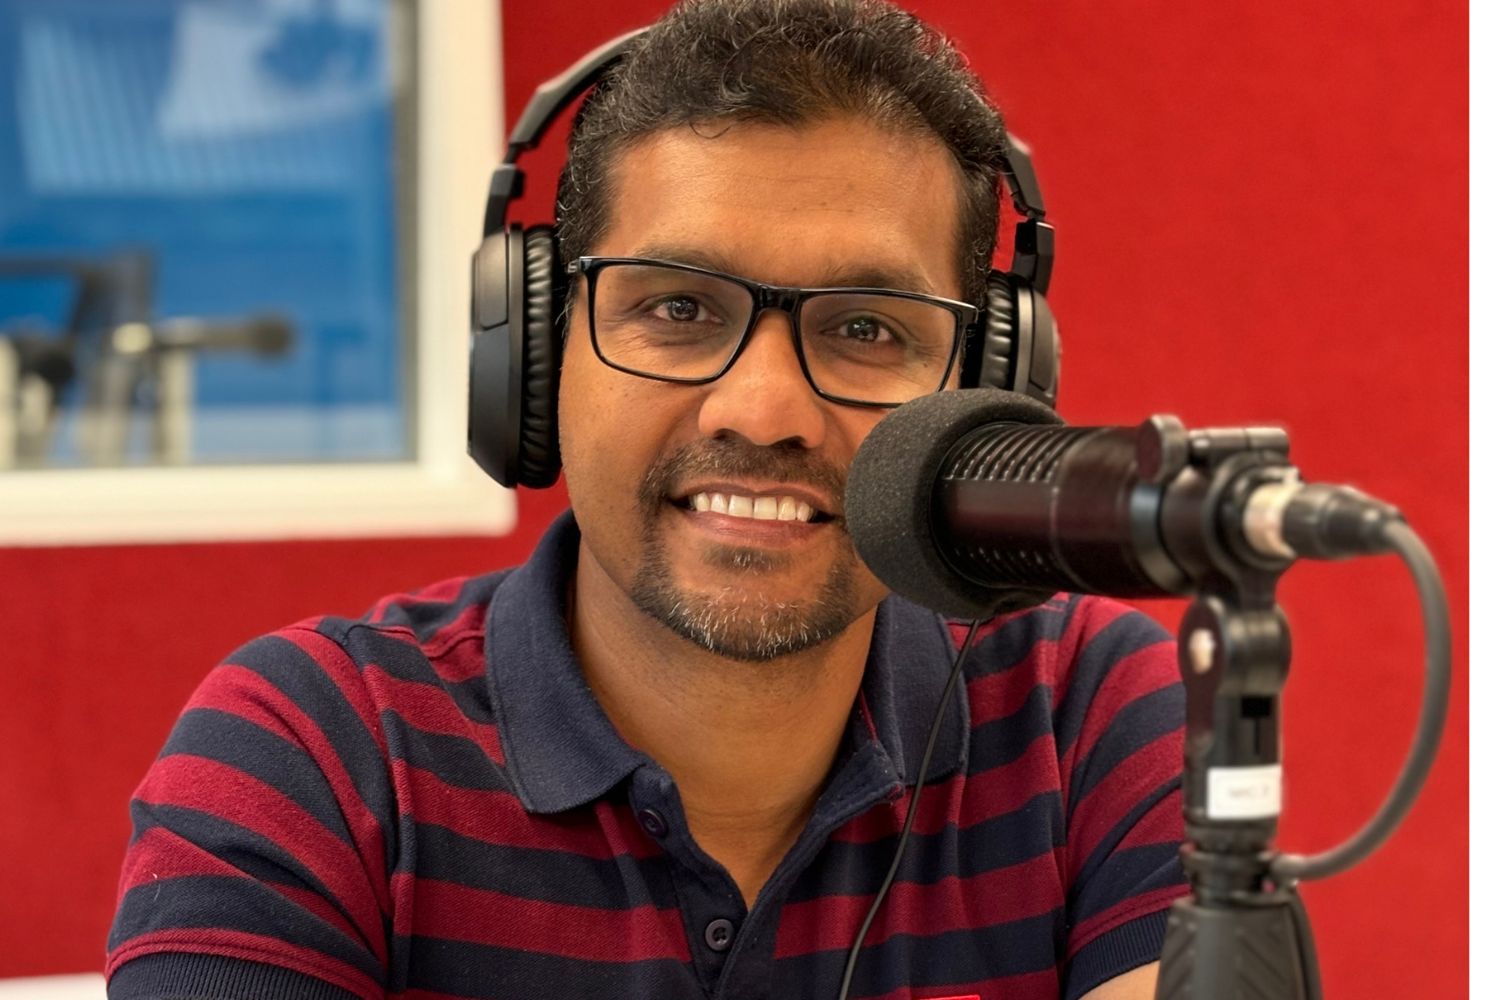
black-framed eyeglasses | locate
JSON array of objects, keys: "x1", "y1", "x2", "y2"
[{"x1": 566, "y1": 256, "x2": 978, "y2": 408}]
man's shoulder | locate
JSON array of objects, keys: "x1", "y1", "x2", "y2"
[
  {"x1": 955, "y1": 593, "x2": 1179, "y2": 748},
  {"x1": 959, "y1": 593, "x2": 1174, "y2": 679},
  {"x1": 204, "y1": 568, "x2": 517, "y2": 721},
  {"x1": 307, "y1": 568, "x2": 514, "y2": 658}
]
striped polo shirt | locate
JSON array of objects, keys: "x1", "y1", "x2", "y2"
[{"x1": 107, "y1": 512, "x2": 1187, "y2": 1000}]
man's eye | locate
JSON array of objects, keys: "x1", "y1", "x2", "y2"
[
  {"x1": 650, "y1": 295, "x2": 709, "y2": 322},
  {"x1": 838, "y1": 316, "x2": 892, "y2": 343}
]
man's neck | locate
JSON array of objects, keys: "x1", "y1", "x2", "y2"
[{"x1": 568, "y1": 549, "x2": 877, "y2": 907}]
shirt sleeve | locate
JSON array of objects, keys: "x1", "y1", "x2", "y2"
[
  {"x1": 1052, "y1": 598, "x2": 1188, "y2": 1000},
  {"x1": 106, "y1": 626, "x2": 395, "y2": 1000}
]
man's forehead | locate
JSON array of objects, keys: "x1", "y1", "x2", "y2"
[
  {"x1": 595, "y1": 117, "x2": 967, "y2": 298},
  {"x1": 624, "y1": 241, "x2": 944, "y2": 297}
]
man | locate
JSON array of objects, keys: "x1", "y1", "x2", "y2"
[{"x1": 107, "y1": 2, "x2": 1186, "y2": 998}]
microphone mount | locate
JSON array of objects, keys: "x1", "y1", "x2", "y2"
[
  {"x1": 1062, "y1": 415, "x2": 1316, "y2": 996},
  {"x1": 1072, "y1": 415, "x2": 1317, "y2": 997},
  {"x1": 1076, "y1": 415, "x2": 1440, "y2": 1000}
]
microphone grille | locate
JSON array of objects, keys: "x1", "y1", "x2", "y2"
[
  {"x1": 845, "y1": 388, "x2": 1064, "y2": 619},
  {"x1": 944, "y1": 423, "x2": 1092, "y2": 483},
  {"x1": 963, "y1": 541, "x2": 1060, "y2": 584}
]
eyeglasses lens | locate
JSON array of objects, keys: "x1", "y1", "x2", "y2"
[{"x1": 589, "y1": 262, "x2": 956, "y2": 404}]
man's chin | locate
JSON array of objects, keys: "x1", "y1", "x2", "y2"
[
  {"x1": 697, "y1": 542, "x2": 798, "y2": 575},
  {"x1": 629, "y1": 569, "x2": 859, "y2": 662},
  {"x1": 642, "y1": 596, "x2": 844, "y2": 662}
]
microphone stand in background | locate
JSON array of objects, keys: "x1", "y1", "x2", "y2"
[
  {"x1": 0, "y1": 252, "x2": 294, "y2": 467},
  {"x1": 104, "y1": 313, "x2": 294, "y2": 464}
]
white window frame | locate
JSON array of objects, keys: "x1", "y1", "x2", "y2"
[{"x1": 0, "y1": 0, "x2": 514, "y2": 546}]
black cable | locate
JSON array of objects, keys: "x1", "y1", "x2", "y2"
[
  {"x1": 1270, "y1": 519, "x2": 1451, "y2": 883},
  {"x1": 835, "y1": 618, "x2": 981, "y2": 1000}
]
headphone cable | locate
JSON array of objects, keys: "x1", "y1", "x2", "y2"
[{"x1": 835, "y1": 618, "x2": 982, "y2": 1000}]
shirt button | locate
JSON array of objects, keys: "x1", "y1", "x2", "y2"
[
  {"x1": 637, "y1": 808, "x2": 668, "y2": 838},
  {"x1": 704, "y1": 917, "x2": 735, "y2": 952}
]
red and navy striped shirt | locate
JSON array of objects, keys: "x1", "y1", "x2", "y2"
[{"x1": 107, "y1": 512, "x2": 1187, "y2": 1000}]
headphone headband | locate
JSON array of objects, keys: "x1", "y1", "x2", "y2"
[
  {"x1": 998, "y1": 135, "x2": 1053, "y2": 295},
  {"x1": 1002, "y1": 134, "x2": 1046, "y2": 220},
  {"x1": 507, "y1": 28, "x2": 650, "y2": 156},
  {"x1": 483, "y1": 29, "x2": 647, "y2": 238},
  {"x1": 483, "y1": 24, "x2": 1052, "y2": 293}
]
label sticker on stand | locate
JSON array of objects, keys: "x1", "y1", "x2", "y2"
[{"x1": 1206, "y1": 764, "x2": 1283, "y2": 820}]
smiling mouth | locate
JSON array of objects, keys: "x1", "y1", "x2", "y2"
[{"x1": 671, "y1": 491, "x2": 835, "y2": 524}]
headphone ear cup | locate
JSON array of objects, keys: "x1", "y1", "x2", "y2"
[
  {"x1": 1019, "y1": 283, "x2": 1061, "y2": 410},
  {"x1": 962, "y1": 270, "x2": 1018, "y2": 391},
  {"x1": 466, "y1": 225, "x2": 563, "y2": 488},
  {"x1": 962, "y1": 269, "x2": 1060, "y2": 410},
  {"x1": 514, "y1": 226, "x2": 563, "y2": 488},
  {"x1": 467, "y1": 226, "x2": 520, "y2": 487}
]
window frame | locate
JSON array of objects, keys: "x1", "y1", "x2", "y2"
[{"x1": 0, "y1": 0, "x2": 513, "y2": 546}]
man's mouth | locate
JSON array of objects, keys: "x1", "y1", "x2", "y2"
[{"x1": 671, "y1": 490, "x2": 835, "y2": 524}]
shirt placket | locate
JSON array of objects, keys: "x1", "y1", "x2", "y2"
[
  {"x1": 628, "y1": 766, "x2": 749, "y2": 996},
  {"x1": 628, "y1": 734, "x2": 906, "y2": 1000}
]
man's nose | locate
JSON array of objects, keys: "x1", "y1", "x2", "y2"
[{"x1": 696, "y1": 311, "x2": 828, "y2": 449}]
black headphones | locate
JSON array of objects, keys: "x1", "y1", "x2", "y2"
[{"x1": 469, "y1": 29, "x2": 1061, "y2": 489}]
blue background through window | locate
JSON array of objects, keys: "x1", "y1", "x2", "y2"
[{"x1": 0, "y1": 0, "x2": 407, "y2": 465}]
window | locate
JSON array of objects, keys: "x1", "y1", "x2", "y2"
[{"x1": 0, "y1": 0, "x2": 511, "y2": 543}]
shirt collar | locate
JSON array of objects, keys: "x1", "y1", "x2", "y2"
[{"x1": 486, "y1": 511, "x2": 969, "y2": 815}]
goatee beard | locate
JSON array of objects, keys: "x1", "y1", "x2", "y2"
[{"x1": 628, "y1": 438, "x2": 860, "y2": 662}]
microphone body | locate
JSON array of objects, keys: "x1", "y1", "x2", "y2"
[
  {"x1": 845, "y1": 389, "x2": 1397, "y2": 618},
  {"x1": 936, "y1": 423, "x2": 1169, "y2": 598}
]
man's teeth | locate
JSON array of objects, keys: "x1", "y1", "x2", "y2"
[{"x1": 688, "y1": 492, "x2": 815, "y2": 522}]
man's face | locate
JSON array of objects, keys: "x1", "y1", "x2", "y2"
[{"x1": 558, "y1": 115, "x2": 966, "y2": 661}]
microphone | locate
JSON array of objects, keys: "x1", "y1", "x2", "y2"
[
  {"x1": 844, "y1": 389, "x2": 1401, "y2": 618},
  {"x1": 153, "y1": 313, "x2": 295, "y2": 356},
  {"x1": 110, "y1": 314, "x2": 295, "y2": 357}
]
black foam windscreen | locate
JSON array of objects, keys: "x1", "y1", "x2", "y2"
[{"x1": 845, "y1": 388, "x2": 1064, "y2": 619}]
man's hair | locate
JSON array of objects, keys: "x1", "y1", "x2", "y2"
[{"x1": 555, "y1": 0, "x2": 1010, "y2": 306}]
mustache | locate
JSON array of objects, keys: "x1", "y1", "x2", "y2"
[{"x1": 637, "y1": 438, "x2": 847, "y2": 514}]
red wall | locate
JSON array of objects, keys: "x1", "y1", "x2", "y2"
[{"x1": 0, "y1": 1, "x2": 1465, "y2": 995}]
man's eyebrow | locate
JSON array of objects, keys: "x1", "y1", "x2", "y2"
[{"x1": 626, "y1": 243, "x2": 942, "y2": 296}]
